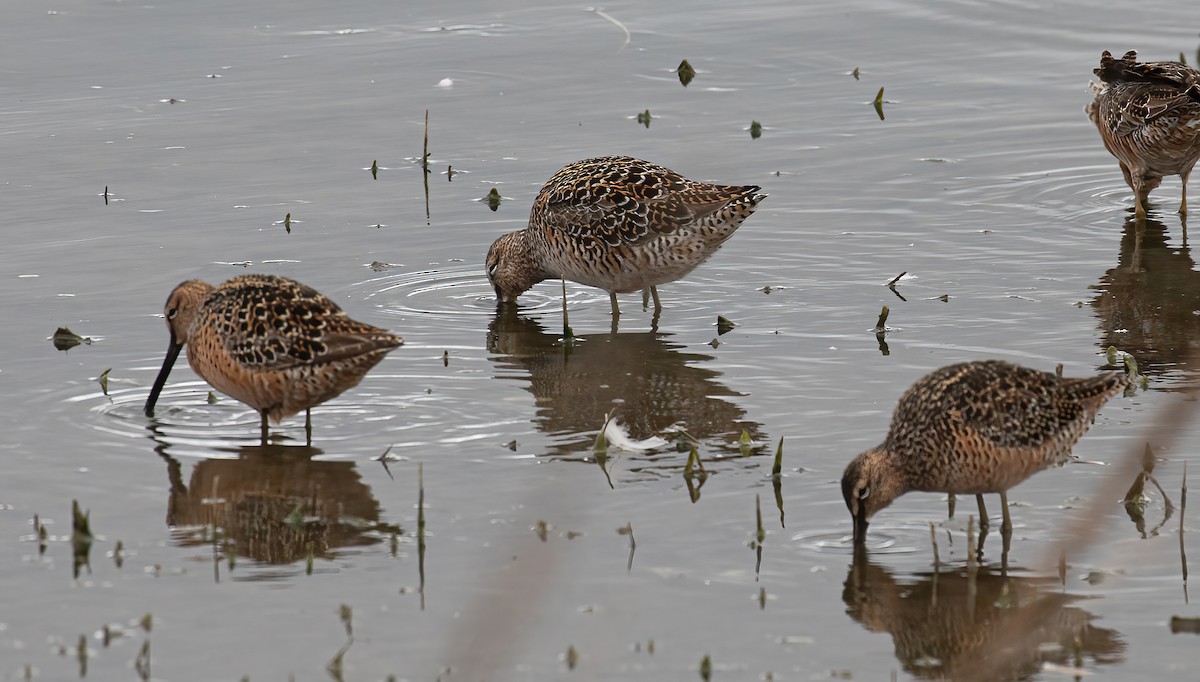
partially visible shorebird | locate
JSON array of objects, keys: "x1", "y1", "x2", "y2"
[
  {"x1": 1087, "y1": 49, "x2": 1200, "y2": 220},
  {"x1": 144, "y1": 274, "x2": 403, "y2": 444},
  {"x1": 841, "y1": 360, "x2": 1127, "y2": 546},
  {"x1": 485, "y1": 156, "x2": 766, "y2": 319}
]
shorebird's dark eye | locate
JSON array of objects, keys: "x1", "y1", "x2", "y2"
[
  {"x1": 167, "y1": 307, "x2": 178, "y2": 320},
  {"x1": 858, "y1": 486, "x2": 870, "y2": 501},
  {"x1": 487, "y1": 263, "x2": 498, "y2": 277}
]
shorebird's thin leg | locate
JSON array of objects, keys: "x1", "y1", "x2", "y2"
[
  {"x1": 305, "y1": 408, "x2": 313, "y2": 447},
  {"x1": 260, "y1": 410, "x2": 269, "y2": 446},
  {"x1": 1181, "y1": 169, "x2": 1190, "y2": 216},
  {"x1": 650, "y1": 286, "x2": 662, "y2": 312},
  {"x1": 975, "y1": 494, "x2": 990, "y2": 534},
  {"x1": 999, "y1": 490, "x2": 1012, "y2": 538},
  {"x1": 948, "y1": 493, "x2": 957, "y2": 519},
  {"x1": 609, "y1": 292, "x2": 620, "y2": 319}
]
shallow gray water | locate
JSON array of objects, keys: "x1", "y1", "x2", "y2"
[{"x1": 3, "y1": 0, "x2": 1200, "y2": 679}]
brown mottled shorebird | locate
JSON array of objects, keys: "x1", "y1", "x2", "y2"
[
  {"x1": 485, "y1": 156, "x2": 766, "y2": 318},
  {"x1": 1087, "y1": 50, "x2": 1200, "y2": 219},
  {"x1": 144, "y1": 274, "x2": 403, "y2": 444},
  {"x1": 841, "y1": 360, "x2": 1127, "y2": 544}
]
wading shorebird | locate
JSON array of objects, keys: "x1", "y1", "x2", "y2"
[
  {"x1": 1087, "y1": 49, "x2": 1200, "y2": 220},
  {"x1": 144, "y1": 274, "x2": 403, "y2": 444},
  {"x1": 485, "y1": 156, "x2": 766, "y2": 319},
  {"x1": 841, "y1": 360, "x2": 1127, "y2": 546}
]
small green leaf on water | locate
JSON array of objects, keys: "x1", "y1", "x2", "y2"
[
  {"x1": 716, "y1": 315, "x2": 736, "y2": 335},
  {"x1": 749, "y1": 120, "x2": 762, "y2": 139},
  {"x1": 677, "y1": 59, "x2": 695, "y2": 87},
  {"x1": 637, "y1": 109, "x2": 652, "y2": 128},
  {"x1": 566, "y1": 644, "x2": 578, "y2": 670},
  {"x1": 1106, "y1": 345, "x2": 1119, "y2": 366},
  {"x1": 852, "y1": 66, "x2": 860, "y2": 80},
  {"x1": 593, "y1": 411, "x2": 613, "y2": 453},
  {"x1": 699, "y1": 654, "x2": 712, "y2": 681},
  {"x1": 52, "y1": 327, "x2": 91, "y2": 351},
  {"x1": 98, "y1": 368, "x2": 111, "y2": 396},
  {"x1": 207, "y1": 391, "x2": 219, "y2": 404},
  {"x1": 938, "y1": 294, "x2": 950, "y2": 302},
  {"x1": 1122, "y1": 352, "x2": 1139, "y2": 377},
  {"x1": 534, "y1": 519, "x2": 548, "y2": 542},
  {"x1": 485, "y1": 187, "x2": 502, "y2": 212},
  {"x1": 739, "y1": 429, "x2": 753, "y2": 457},
  {"x1": 772, "y1": 436, "x2": 784, "y2": 477},
  {"x1": 873, "y1": 86, "x2": 885, "y2": 106},
  {"x1": 339, "y1": 604, "x2": 353, "y2": 638},
  {"x1": 708, "y1": 337, "x2": 720, "y2": 349},
  {"x1": 874, "y1": 305, "x2": 890, "y2": 332},
  {"x1": 371, "y1": 159, "x2": 379, "y2": 179},
  {"x1": 139, "y1": 612, "x2": 153, "y2": 633},
  {"x1": 284, "y1": 212, "x2": 292, "y2": 234}
]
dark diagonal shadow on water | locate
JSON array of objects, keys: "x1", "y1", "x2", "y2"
[
  {"x1": 843, "y1": 549, "x2": 1126, "y2": 680},
  {"x1": 485, "y1": 308, "x2": 766, "y2": 461},
  {"x1": 148, "y1": 425, "x2": 397, "y2": 579}
]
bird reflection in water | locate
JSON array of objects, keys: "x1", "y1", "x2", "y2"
[
  {"x1": 485, "y1": 309, "x2": 766, "y2": 480},
  {"x1": 843, "y1": 548, "x2": 1125, "y2": 680},
  {"x1": 1092, "y1": 214, "x2": 1197, "y2": 385},
  {"x1": 149, "y1": 426, "x2": 396, "y2": 577}
]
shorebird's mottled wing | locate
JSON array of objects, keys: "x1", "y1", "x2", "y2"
[
  {"x1": 208, "y1": 275, "x2": 400, "y2": 373},
  {"x1": 535, "y1": 155, "x2": 756, "y2": 247}
]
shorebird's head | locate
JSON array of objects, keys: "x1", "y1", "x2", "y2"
[
  {"x1": 485, "y1": 231, "x2": 546, "y2": 304},
  {"x1": 841, "y1": 446, "x2": 905, "y2": 544},
  {"x1": 144, "y1": 279, "x2": 215, "y2": 417}
]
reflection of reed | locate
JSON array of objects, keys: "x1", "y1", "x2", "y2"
[
  {"x1": 1092, "y1": 216, "x2": 1198, "y2": 382},
  {"x1": 158, "y1": 443, "x2": 391, "y2": 565},
  {"x1": 843, "y1": 550, "x2": 1125, "y2": 680},
  {"x1": 486, "y1": 309, "x2": 763, "y2": 455}
]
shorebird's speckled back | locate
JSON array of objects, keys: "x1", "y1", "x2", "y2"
[
  {"x1": 842, "y1": 361, "x2": 1126, "y2": 542},
  {"x1": 486, "y1": 156, "x2": 766, "y2": 313},
  {"x1": 144, "y1": 274, "x2": 403, "y2": 430},
  {"x1": 1087, "y1": 50, "x2": 1200, "y2": 218}
]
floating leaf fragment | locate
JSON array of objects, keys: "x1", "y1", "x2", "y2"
[
  {"x1": 52, "y1": 327, "x2": 91, "y2": 351},
  {"x1": 636, "y1": 109, "x2": 652, "y2": 128},
  {"x1": 98, "y1": 368, "x2": 111, "y2": 396},
  {"x1": 716, "y1": 315, "x2": 736, "y2": 335},
  {"x1": 207, "y1": 391, "x2": 219, "y2": 404},
  {"x1": 749, "y1": 120, "x2": 762, "y2": 139},
  {"x1": 566, "y1": 645, "x2": 578, "y2": 670},
  {"x1": 284, "y1": 212, "x2": 292, "y2": 234},
  {"x1": 851, "y1": 67, "x2": 860, "y2": 80},
  {"x1": 371, "y1": 159, "x2": 378, "y2": 179},
  {"x1": 874, "y1": 305, "x2": 890, "y2": 332},
  {"x1": 484, "y1": 187, "x2": 502, "y2": 211},
  {"x1": 699, "y1": 654, "x2": 712, "y2": 681},
  {"x1": 676, "y1": 59, "x2": 695, "y2": 87},
  {"x1": 872, "y1": 86, "x2": 886, "y2": 120}
]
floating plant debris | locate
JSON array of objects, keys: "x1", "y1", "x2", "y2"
[
  {"x1": 873, "y1": 86, "x2": 885, "y2": 120},
  {"x1": 749, "y1": 120, "x2": 762, "y2": 139},
  {"x1": 97, "y1": 368, "x2": 111, "y2": 396},
  {"x1": 207, "y1": 391, "x2": 219, "y2": 404},
  {"x1": 699, "y1": 654, "x2": 712, "y2": 681},
  {"x1": 566, "y1": 645, "x2": 578, "y2": 670},
  {"x1": 371, "y1": 159, "x2": 378, "y2": 179},
  {"x1": 716, "y1": 315, "x2": 736, "y2": 335},
  {"x1": 484, "y1": 187, "x2": 502, "y2": 211},
  {"x1": 852, "y1": 66, "x2": 860, "y2": 80},
  {"x1": 873, "y1": 305, "x2": 890, "y2": 332},
  {"x1": 636, "y1": 109, "x2": 652, "y2": 128},
  {"x1": 284, "y1": 212, "x2": 292, "y2": 234},
  {"x1": 676, "y1": 59, "x2": 695, "y2": 87},
  {"x1": 52, "y1": 327, "x2": 91, "y2": 351}
]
